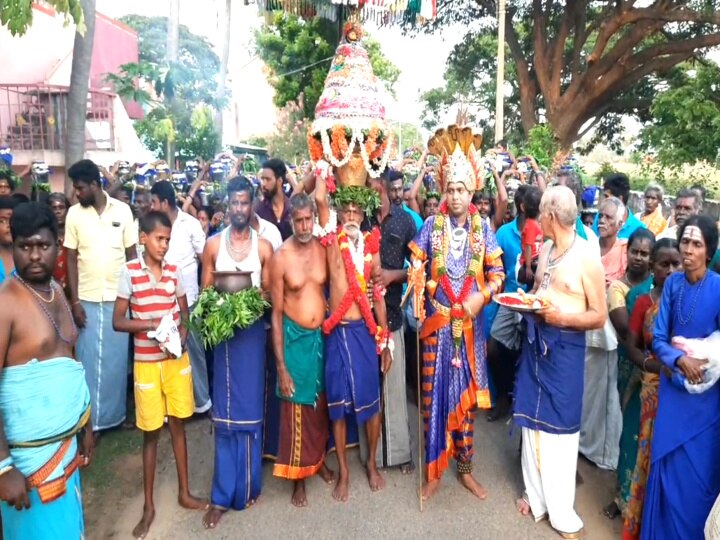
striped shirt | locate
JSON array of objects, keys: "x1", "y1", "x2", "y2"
[{"x1": 117, "y1": 256, "x2": 185, "y2": 362}]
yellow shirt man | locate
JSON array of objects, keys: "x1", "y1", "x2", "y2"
[{"x1": 64, "y1": 192, "x2": 137, "y2": 302}]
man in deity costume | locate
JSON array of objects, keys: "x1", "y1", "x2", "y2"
[
  {"x1": 307, "y1": 22, "x2": 395, "y2": 503},
  {"x1": 270, "y1": 193, "x2": 335, "y2": 506},
  {"x1": 513, "y1": 186, "x2": 607, "y2": 539},
  {"x1": 408, "y1": 125, "x2": 506, "y2": 501},
  {"x1": 0, "y1": 202, "x2": 93, "y2": 539},
  {"x1": 200, "y1": 176, "x2": 274, "y2": 530}
]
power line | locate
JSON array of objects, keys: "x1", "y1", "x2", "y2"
[{"x1": 275, "y1": 56, "x2": 333, "y2": 77}]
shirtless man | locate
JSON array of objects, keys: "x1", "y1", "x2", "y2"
[
  {"x1": 512, "y1": 186, "x2": 607, "y2": 539},
  {"x1": 0, "y1": 202, "x2": 93, "y2": 537},
  {"x1": 270, "y1": 193, "x2": 335, "y2": 506},
  {"x1": 200, "y1": 176, "x2": 274, "y2": 530},
  {"x1": 314, "y1": 162, "x2": 392, "y2": 502}
]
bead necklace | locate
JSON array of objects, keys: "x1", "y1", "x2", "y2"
[
  {"x1": 14, "y1": 274, "x2": 54, "y2": 303},
  {"x1": 225, "y1": 227, "x2": 251, "y2": 259},
  {"x1": 15, "y1": 276, "x2": 77, "y2": 345},
  {"x1": 676, "y1": 271, "x2": 707, "y2": 326}
]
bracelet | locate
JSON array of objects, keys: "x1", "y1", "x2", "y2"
[
  {"x1": 642, "y1": 357, "x2": 648, "y2": 372},
  {"x1": 0, "y1": 456, "x2": 13, "y2": 471},
  {"x1": 71, "y1": 300, "x2": 81, "y2": 306},
  {"x1": 0, "y1": 465, "x2": 14, "y2": 478}
]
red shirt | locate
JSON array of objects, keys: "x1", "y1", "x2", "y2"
[{"x1": 520, "y1": 218, "x2": 543, "y2": 265}]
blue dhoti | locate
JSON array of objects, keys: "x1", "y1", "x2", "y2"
[
  {"x1": 77, "y1": 300, "x2": 129, "y2": 430},
  {"x1": 514, "y1": 317, "x2": 586, "y2": 434},
  {"x1": 210, "y1": 321, "x2": 266, "y2": 510},
  {"x1": 324, "y1": 320, "x2": 380, "y2": 425},
  {"x1": 0, "y1": 357, "x2": 91, "y2": 540}
]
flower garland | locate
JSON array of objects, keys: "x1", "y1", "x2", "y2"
[
  {"x1": 310, "y1": 123, "x2": 394, "y2": 178},
  {"x1": 430, "y1": 201, "x2": 484, "y2": 368},
  {"x1": 321, "y1": 227, "x2": 381, "y2": 340}
]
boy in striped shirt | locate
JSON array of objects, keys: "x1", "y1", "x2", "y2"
[{"x1": 113, "y1": 210, "x2": 207, "y2": 538}]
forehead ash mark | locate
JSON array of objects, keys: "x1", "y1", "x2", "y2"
[{"x1": 682, "y1": 225, "x2": 703, "y2": 243}]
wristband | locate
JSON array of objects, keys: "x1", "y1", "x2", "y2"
[{"x1": 0, "y1": 456, "x2": 13, "y2": 471}]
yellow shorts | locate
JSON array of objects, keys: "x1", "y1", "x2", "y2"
[{"x1": 134, "y1": 352, "x2": 195, "y2": 431}]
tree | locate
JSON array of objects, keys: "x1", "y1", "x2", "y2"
[
  {"x1": 215, "y1": 0, "x2": 232, "y2": 142},
  {"x1": 1, "y1": 0, "x2": 84, "y2": 35},
  {"x1": 639, "y1": 62, "x2": 720, "y2": 167},
  {"x1": 263, "y1": 94, "x2": 312, "y2": 161},
  {"x1": 114, "y1": 15, "x2": 226, "y2": 162},
  {"x1": 410, "y1": 1, "x2": 720, "y2": 150},
  {"x1": 255, "y1": 13, "x2": 400, "y2": 119},
  {"x1": 65, "y1": 0, "x2": 96, "y2": 196}
]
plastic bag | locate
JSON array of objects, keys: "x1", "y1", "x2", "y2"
[
  {"x1": 671, "y1": 331, "x2": 720, "y2": 394},
  {"x1": 147, "y1": 313, "x2": 182, "y2": 359}
]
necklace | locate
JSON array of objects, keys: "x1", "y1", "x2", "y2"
[
  {"x1": 226, "y1": 228, "x2": 251, "y2": 259},
  {"x1": 547, "y1": 232, "x2": 576, "y2": 268},
  {"x1": 15, "y1": 276, "x2": 77, "y2": 345},
  {"x1": 15, "y1": 274, "x2": 55, "y2": 303},
  {"x1": 676, "y1": 271, "x2": 707, "y2": 326}
]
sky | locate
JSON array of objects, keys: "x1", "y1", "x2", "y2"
[{"x1": 96, "y1": 0, "x2": 459, "y2": 140}]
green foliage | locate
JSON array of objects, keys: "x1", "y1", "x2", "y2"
[
  {"x1": 1, "y1": 0, "x2": 84, "y2": 36},
  {"x1": 189, "y1": 287, "x2": 269, "y2": 349},
  {"x1": 519, "y1": 125, "x2": 558, "y2": 170},
  {"x1": 117, "y1": 15, "x2": 225, "y2": 161},
  {"x1": 639, "y1": 62, "x2": 720, "y2": 168},
  {"x1": 255, "y1": 13, "x2": 399, "y2": 119},
  {"x1": 333, "y1": 185, "x2": 381, "y2": 216},
  {"x1": 632, "y1": 161, "x2": 720, "y2": 199},
  {"x1": 410, "y1": 2, "x2": 720, "y2": 151}
]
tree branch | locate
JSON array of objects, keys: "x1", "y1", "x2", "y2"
[
  {"x1": 505, "y1": 12, "x2": 538, "y2": 134},
  {"x1": 550, "y1": 1, "x2": 574, "y2": 100}
]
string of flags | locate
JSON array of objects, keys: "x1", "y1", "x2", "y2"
[{"x1": 255, "y1": 0, "x2": 436, "y2": 24}]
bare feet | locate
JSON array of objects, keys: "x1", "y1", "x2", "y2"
[
  {"x1": 332, "y1": 472, "x2": 349, "y2": 502},
  {"x1": 291, "y1": 480, "x2": 308, "y2": 507},
  {"x1": 319, "y1": 463, "x2": 336, "y2": 484},
  {"x1": 132, "y1": 504, "x2": 155, "y2": 539},
  {"x1": 516, "y1": 497, "x2": 531, "y2": 516},
  {"x1": 179, "y1": 492, "x2": 209, "y2": 511},
  {"x1": 458, "y1": 472, "x2": 488, "y2": 500},
  {"x1": 366, "y1": 465, "x2": 385, "y2": 492},
  {"x1": 421, "y1": 478, "x2": 441, "y2": 501},
  {"x1": 202, "y1": 506, "x2": 226, "y2": 530},
  {"x1": 400, "y1": 461, "x2": 415, "y2": 475}
]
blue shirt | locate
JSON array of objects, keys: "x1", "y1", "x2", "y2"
[
  {"x1": 592, "y1": 211, "x2": 645, "y2": 240},
  {"x1": 495, "y1": 218, "x2": 526, "y2": 294},
  {"x1": 402, "y1": 204, "x2": 424, "y2": 231}
]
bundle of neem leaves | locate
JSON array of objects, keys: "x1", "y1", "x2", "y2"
[{"x1": 189, "y1": 287, "x2": 269, "y2": 348}]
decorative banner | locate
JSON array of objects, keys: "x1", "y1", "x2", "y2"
[{"x1": 255, "y1": 0, "x2": 436, "y2": 25}]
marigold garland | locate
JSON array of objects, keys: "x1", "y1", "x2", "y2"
[
  {"x1": 321, "y1": 227, "x2": 381, "y2": 337},
  {"x1": 431, "y1": 201, "x2": 484, "y2": 367}
]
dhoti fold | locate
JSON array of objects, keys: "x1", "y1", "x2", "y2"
[
  {"x1": 210, "y1": 321, "x2": 266, "y2": 510},
  {"x1": 273, "y1": 317, "x2": 329, "y2": 479},
  {"x1": 77, "y1": 300, "x2": 129, "y2": 431},
  {"x1": 325, "y1": 320, "x2": 380, "y2": 425},
  {"x1": 0, "y1": 357, "x2": 90, "y2": 539}
]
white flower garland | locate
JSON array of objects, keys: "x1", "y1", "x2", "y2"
[
  {"x1": 313, "y1": 208, "x2": 337, "y2": 239},
  {"x1": 314, "y1": 123, "x2": 394, "y2": 179}
]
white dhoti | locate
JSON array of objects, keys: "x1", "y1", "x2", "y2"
[
  {"x1": 521, "y1": 427, "x2": 583, "y2": 535},
  {"x1": 579, "y1": 346, "x2": 622, "y2": 470}
]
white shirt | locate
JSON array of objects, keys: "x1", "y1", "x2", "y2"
[
  {"x1": 166, "y1": 209, "x2": 206, "y2": 306},
  {"x1": 658, "y1": 225, "x2": 678, "y2": 241},
  {"x1": 256, "y1": 216, "x2": 282, "y2": 251}
]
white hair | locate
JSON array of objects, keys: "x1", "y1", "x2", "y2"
[
  {"x1": 539, "y1": 185, "x2": 578, "y2": 227},
  {"x1": 599, "y1": 196, "x2": 626, "y2": 225}
]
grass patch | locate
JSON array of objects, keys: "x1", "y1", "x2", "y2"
[{"x1": 83, "y1": 428, "x2": 143, "y2": 498}]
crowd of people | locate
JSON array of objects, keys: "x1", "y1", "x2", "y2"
[{"x1": 0, "y1": 142, "x2": 718, "y2": 540}]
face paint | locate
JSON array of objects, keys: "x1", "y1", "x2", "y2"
[{"x1": 682, "y1": 225, "x2": 703, "y2": 243}]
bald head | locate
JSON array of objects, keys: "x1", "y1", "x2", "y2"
[{"x1": 540, "y1": 185, "x2": 578, "y2": 227}]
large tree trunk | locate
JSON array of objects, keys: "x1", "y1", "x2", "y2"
[
  {"x1": 64, "y1": 0, "x2": 96, "y2": 198},
  {"x1": 166, "y1": 0, "x2": 180, "y2": 165},
  {"x1": 215, "y1": 0, "x2": 232, "y2": 145}
]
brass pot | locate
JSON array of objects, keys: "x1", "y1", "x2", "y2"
[
  {"x1": 335, "y1": 152, "x2": 368, "y2": 188},
  {"x1": 212, "y1": 271, "x2": 253, "y2": 293}
]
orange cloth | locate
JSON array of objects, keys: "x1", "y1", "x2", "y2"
[
  {"x1": 638, "y1": 208, "x2": 667, "y2": 236},
  {"x1": 601, "y1": 238, "x2": 628, "y2": 289}
]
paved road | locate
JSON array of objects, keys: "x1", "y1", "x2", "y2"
[{"x1": 99, "y1": 403, "x2": 622, "y2": 539}]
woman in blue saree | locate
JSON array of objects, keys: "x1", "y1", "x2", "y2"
[{"x1": 643, "y1": 215, "x2": 720, "y2": 540}]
